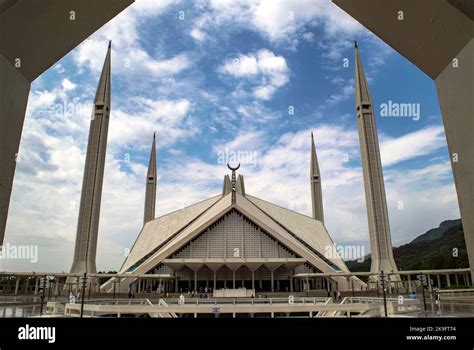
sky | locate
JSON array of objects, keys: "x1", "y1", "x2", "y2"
[{"x1": 2, "y1": 0, "x2": 460, "y2": 272}]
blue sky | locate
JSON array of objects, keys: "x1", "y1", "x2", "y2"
[{"x1": 2, "y1": 0, "x2": 459, "y2": 272}]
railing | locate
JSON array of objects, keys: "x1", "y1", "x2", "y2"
[
  {"x1": 79, "y1": 298, "x2": 151, "y2": 306},
  {"x1": 340, "y1": 296, "x2": 421, "y2": 315},
  {"x1": 439, "y1": 289, "x2": 474, "y2": 298},
  {"x1": 162, "y1": 296, "x2": 329, "y2": 306},
  {"x1": 157, "y1": 299, "x2": 177, "y2": 318}
]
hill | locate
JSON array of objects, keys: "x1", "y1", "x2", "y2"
[
  {"x1": 346, "y1": 219, "x2": 468, "y2": 272},
  {"x1": 410, "y1": 219, "x2": 461, "y2": 244}
]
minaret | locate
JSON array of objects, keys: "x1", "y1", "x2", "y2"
[
  {"x1": 354, "y1": 42, "x2": 398, "y2": 277},
  {"x1": 143, "y1": 133, "x2": 157, "y2": 225},
  {"x1": 310, "y1": 132, "x2": 324, "y2": 223},
  {"x1": 69, "y1": 42, "x2": 112, "y2": 276}
]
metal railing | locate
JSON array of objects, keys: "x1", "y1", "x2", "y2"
[{"x1": 162, "y1": 296, "x2": 329, "y2": 306}]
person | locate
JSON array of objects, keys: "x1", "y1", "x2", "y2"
[
  {"x1": 434, "y1": 288, "x2": 440, "y2": 304},
  {"x1": 69, "y1": 292, "x2": 75, "y2": 304},
  {"x1": 411, "y1": 291, "x2": 417, "y2": 300},
  {"x1": 128, "y1": 289, "x2": 132, "y2": 299},
  {"x1": 337, "y1": 290, "x2": 341, "y2": 300},
  {"x1": 76, "y1": 290, "x2": 80, "y2": 300}
]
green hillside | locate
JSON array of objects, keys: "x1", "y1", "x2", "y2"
[
  {"x1": 410, "y1": 219, "x2": 461, "y2": 244},
  {"x1": 346, "y1": 220, "x2": 468, "y2": 272}
]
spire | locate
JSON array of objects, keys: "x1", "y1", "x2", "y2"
[
  {"x1": 353, "y1": 43, "x2": 399, "y2": 279},
  {"x1": 236, "y1": 174, "x2": 245, "y2": 196},
  {"x1": 354, "y1": 41, "x2": 372, "y2": 108},
  {"x1": 69, "y1": 43, "x2": 112, "y2": 276},
  {"x1": 222, "y1": 175, "x2": 232, "y2": 196},
  {"x1": 227, "y1": 163, "x2": 240, "y2": 204},
  {"x1": 144, "y1": 133, "x2": 157, "y2": 225},
  {"x1": 310, "y1": 132, "x2": 324, "y2": 223},
  {"x1": 94, "y1": 41, "x2": 111, "y2": 105}
]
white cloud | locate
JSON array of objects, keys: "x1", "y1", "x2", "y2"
[
  {"x1": 61, "y1": 79, "x2": 76, "y2": 91},
  {"x1": 191, "y1": 0, "x2": 362, "y2": 42},
  {"x1": 72, "y1": 0, "x2": 190, "y2": 79},
  {"x1": 218, "y1": 49, "x2": 289, "y2": 100},
  {"x1": 212, "y1": 131, "x2": 266, "y2": 154},
  {"x1": 109, "y1": 97, "x2": 195, "y2": 149},
  {"x1": 380, "y1": 126, "x2": 446, "y2": 167},
  {"x1": 302, "y1": 32, "x2": 315, "y2": 42},
  {"x1": 326, "y1": 83, "x2": 354, "y2": 105},
  {"x1": 190, "y1": 28, "x2": 207, "y2": 42},
  {"x1": 143, "y1": 54, "x2": 192, "y2": 77}
]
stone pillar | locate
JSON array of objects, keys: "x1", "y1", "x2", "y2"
[
  {"x1": 232, "y1": 270, "x2": 235, "y2": 289},
  {"x1": 251, "y1": 270, "x2": 255, "y2": 291},
  {"x1": 437, "y1": 275, "x2": 441, "y2": 288},
  {"x1": 14, "y1": 278, "x2": 20, "y2": 295},
  {"x1": 34, "y1": 278, "x2": 39, "y2": 296},
  {"x1": 455, "y1": 274, "x2": 459, "y2": 287},
  {"x1": 446, "y1": 274, "x2": 451, "y2": 288},
  {"x1": 270, "y1": 271, "x2": 274, "y2": 292},
  {"x1": 289, "y1": 275, "x2": 293, "y2": 292},
  {"x1": 213, "y1": 271, "x2": 217, "y2": 291},
  {"x1": 407, "y1": 275, "x2": 412, "y2": 293},
  {"x1": 427, "y1": 275, "x2": 432, "y2": 294},
  {"x1": 24, "y1": 278, "x2": 29, "y2": 294},
  {"x1": 194, "y1": 270, "x2": 198, "y2": 292}
]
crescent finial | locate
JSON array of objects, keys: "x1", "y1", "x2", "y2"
[{"x1": 227, "y1": 162, "x2": 240, "y2": 171}]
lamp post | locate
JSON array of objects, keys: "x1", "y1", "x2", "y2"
[
  {"x1": 39, "y1": 275, "x2": 46, "y2": 316},
  {"x1": 380, "y1": 271, "x2": 388, "y2": 317},
  {"x1": 80, "y1": 273, "x2": 87, "y2": 318},
  {"x1": 417, "y1": 274, "x2": 427, "y2": 316},
  {"x1": 47, "y1": 277, "x2": 52, "y2": 301},
  {"x1": 351, "y1": 278, "x2": 355, "y2": 299}
]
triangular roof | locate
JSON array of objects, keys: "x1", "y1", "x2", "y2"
[
  {"x1": 121, "y1": 192, "x2": 233, "y2": 274},
  {"x1": 246, "y1": 195, "x2": 348, "y2": 272},
  {"x1": 120, "y1": 192, "x2": 349, "y2": 276},
  {"x1": 121, "y1": 195, "x2": 221, "y2": 272}
]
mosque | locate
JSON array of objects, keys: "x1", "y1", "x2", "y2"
[{"x1": 62, "y1": 38, "x2": 402, "y2": 294}]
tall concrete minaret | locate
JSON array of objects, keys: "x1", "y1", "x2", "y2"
[
  {"x1": 354, "y1": 42, "x2": 398, "y2": 277},
  {"x1": 143, "y1": 133, "x2": 157, "y2": 225},
  {"x1": 310, "y1": 132, "x2": 324, "y2": 223},
  {"x1": 69, "y1": 42, "x2": 112, "y2": 275}
]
